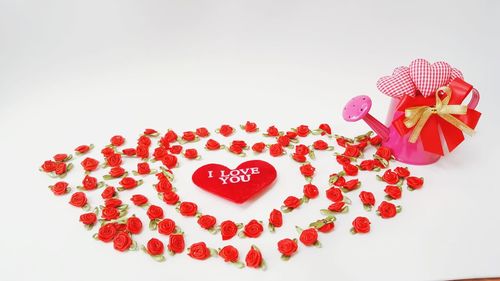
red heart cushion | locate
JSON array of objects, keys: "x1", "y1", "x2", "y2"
[
  {"x1": 192, "y1": 160, "x2": 277, "y2": 204},
  {"x1": 376, "y1": 66, "x2": 416, "y2": 98}
]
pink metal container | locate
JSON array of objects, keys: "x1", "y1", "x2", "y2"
[{"x1": 342, "y1": 91, "x2": 480, "y2": 165}]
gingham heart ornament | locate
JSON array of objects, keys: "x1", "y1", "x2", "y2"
[
  {"x1": 409, "y1": 59, "x2": 452, "y2": 97},
  {"x1": 449, "y1": 68, "x2": 464, "y2": 83},
  {"x1": 376, "y1": 66, "x2": 416, "y2": 98}
]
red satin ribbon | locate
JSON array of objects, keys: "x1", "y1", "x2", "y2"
[{"x1": 392, "y1": 78, "x2": 482, "y2": 156}]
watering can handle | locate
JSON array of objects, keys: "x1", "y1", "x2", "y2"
[{"x1": 468, "y1": 88, "x2": 480, "y2": 110}]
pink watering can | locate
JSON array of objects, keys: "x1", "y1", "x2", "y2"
[{"x1": 342, "y1": 59, "x2": 481, "y2": 165}]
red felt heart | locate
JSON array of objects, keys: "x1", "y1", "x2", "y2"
[{"x1": 192, "y1": 160, "x2": 277, "y2": 204}]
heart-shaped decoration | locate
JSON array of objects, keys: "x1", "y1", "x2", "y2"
[
  {"x1": 192, "y1": 160, "x2": 277, "y2": 204},
  {"x1": 449, "y1": 67, "x2": 464, "y2": 83},
  {"x1": 409, "y1": 58, "x2": 452, "y2": 97},
  {"x1": 376, "y1": 66, "x2": 416, "y2": 98}
]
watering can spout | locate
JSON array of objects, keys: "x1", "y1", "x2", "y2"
[{"x1": 342, "y1": 95, "x2": 390, "y2": 141}]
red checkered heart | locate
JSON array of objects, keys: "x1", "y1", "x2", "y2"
[
  {"x1": 409, "y1": 59, "x2": 452, "y2": 97},
  {"x1": 376, "y1": 66, "x2": 416, "y2": 98},
  {"x1": 449, "y1": 68, "x2": 464, "y2": 83}
]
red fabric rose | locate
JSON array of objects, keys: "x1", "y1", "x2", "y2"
[
  {"x1": 229, "y1": 144, "x2": 243, "y2": 155},
  {"x1": 109, "y1": 166, "x2": 126, "y2": 178},
  {"x1": 51, "y1": 181, "x2": 69, "y2": 195},
  {"x1": 79, "y1": 212, "x2": 97, "y2": 225},
  {"x1": 188, "y1": 242, "x2": 211, "y2": 260},
  {"x1": 69, "y1": 192, "x2": 87, "y2": 208},
  {"x1": 299, "y1": 228, "x2": 318, "y2": 246},
  {"x1": 384, "y1": 185, "x2": 402, "y2": 199},
  {"x1": 101, "y1": 207, "x2": 120, "y2": 221},
  {"x1": 243, "y1": 121, "x2": 258, "y2": 132},
  {"x1": 359, "y1": 191, "x2": 375, "y2": 206},
  {"x1": 120, "y1": 177, "x2": 139, "y2": 190},
  {"x1": 376, "y1": 146, "x2": 392, "y2": 160},
  {"x1": 53, "y1": 153, "x2": 69, "y2": 162},
  {"x1": 98, "y1": 223, "x2": 118, "y2": 242},
  {"x1": 147, "y1": 205, "x2": 164, "y2": 220},
  {"x1": 137, "y1": 135, "x2": 151, "y2": 147},
  {"x1": 343, "y1": 145, "x2": 361, "y2": 158},
  {"x1": 266, "y1": 126, "x2": 280, "y2": 137},
  {"x1": 220, "y1": 220, "x2": 238, "y2": 240},
  {"x1": 41, "y1": 160, "x2": 56, "y2": 172},
  {"x1": 113, "y1": 231, "x2": 132, "y2": 252},
  {"x1": 219, "y1": 245, "x2": 239, "y2": 263},
  {"x1": 359, "y1": 160, "x2": 376, "y2": 171},
  {"x1": 106, "y1": 153, "x2": 122, "y2": 167},
  {"x1": 81, "y1": 157, "x2": 99, "y2": 172},
  {"x1": 196, "y1": 127, "x2": 210, "y2": 137},
  {"x1": 82, "y1": 175, "x2": 98, "y2": 190},
  {"x1": 336, "y1": 155, "x2": 351, "y2": 165},
  {"x1": 137, "y1": 162, "x2": 151, "y2": 175},
  {"x1": 296, "y1": 125, "x2": 310, "y2": 137},
  {"x1": 407, "y1": 176, "x2": 424, "y2": 190},
  {"x1": 318, "y1": 123, "x2": 332, "y2": 135},
  {"x1": 328, "y1": 201, "x2": 346, "y2": 213},
  {"x1": 378, "y1": 201, "x2": 397, "y2": 218},
  {"x1": 206, "y1": 139, "x2": 221, "y2": 150},
  {"x1": 251, "y1": 142, "x2": 266, "y2": 153},
  {"x1": 292, "y1": 153, "x2": 307, "y2": 163},
  {"x1": 101, "y1": 186, "x2": 116, "y2": 199},
  {"x1": 245, "y1": 246, "x2": 263, "y2": 268},
  {"x1": 283, "y1": 196, "x2": 302, "y2": 209},
  {"x1": 144, "y1": 128, "x2": 158, "y2": 136},
  {"x1": 277, "y1": 238, "x2": 298, "y2": 257},
  {"x1": 343, "y1": 179, "x2": 360, "y2": 191},
  {"x1": 136, "y1": 145, "x2": 149, "y2": 159},
  {"x1": 161, "y1": 154, "x2": 178, "y2": 169},
  {"x1": 381, "y1": 169, "x2": 400, "y2": 184},
  {"x1": 277, "y1": 136, "x2": 290, "y2": 147},
  {"x1": 131, "y1": 194, "x2": 148, "y2": 206},
  {"x1": 269, "y1": 209, "x2": 283, "y2": 228},
  {"x1": 318, "y1": 222, "x2": 334, "y2": 233},
  {"x1": 158, "y1": 218, "x2": 176, "y2": 235},
  {"x1": 218, "y1": 125, "x2": 234, "y2": 137},
  {"x1": 75, "y1": 144, "x2": 91, "y2": 154},
  {"x1": 122, "y1": 148, "x2": 136, "y2": 156},
  {"x1": 184, "y1": 148, "x2": 198, "y2": 159},
  {"x1": 295, "y1": 144, "x2": 309, "y2": 155},
  {"x1": 110, "y1": 135, "x2": 125, "y2": 146},
  {"x1": 197, "y1": 215, "x2": 217, "y2": 230},
  {"x1": 343, "y1": 163, "x2": 359, "y2": 176},
  {"x1": 394, "y1": 167, "x2": 410, "y2": 178},
  {"x1": 313, "y1": 140, "x2": 329, "y2": 150},
  {"x1": 179, "y1": 202, "x2": 198, "y2": 216},
  {"x1": 352, "y1": 217, "x2": 371, "y2": 233},
  {"x1": 269, "y1": 143, "x2": 284, "y2": 157},
  {"x1": 168, "y1": 234, "x2": 185, "y2": 254},
  {"x1": 303, "y1": 184, "x2": 319, "y2": 199},
  {"x1": 126, "y1": 216, "x2": 143, "y2": 234},
  {"x1": 104, "y1": 198, "x2": 122, "y2": 208},
  {"x1": 326, "y1": 187, "x2": 343, "y2": 202},
  {"x1": 162, "y1": 191, "x2": 179, "y2": 205},
  {"x1": 147, "y1": 238, "x2": 164, "y2": 256},
  {"x1": 182, "y1": 131, "x2": 196, "y2": 142},
  {"x1": 300, "y1": 164, "x2": 315, "y2": 177},
  {"x1": 243, "y1": 220, "x2": 263, "y2": 238}
]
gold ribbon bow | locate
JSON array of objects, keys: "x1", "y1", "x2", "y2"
[{"x1": 404, "y1": 86, "x2": 475, "y2": 143}]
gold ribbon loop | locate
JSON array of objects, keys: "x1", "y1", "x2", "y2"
[{"x1": 403, "y1": 86, "x2": 475, "y2": 143}]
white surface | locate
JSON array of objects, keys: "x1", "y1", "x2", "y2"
[{"x1": 1, "y1": 1, "x2": 499, "y2": 281}]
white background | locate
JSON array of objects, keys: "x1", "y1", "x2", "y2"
[{"x1": 1, "y1": 1, "x2": 499, "y2": 281}]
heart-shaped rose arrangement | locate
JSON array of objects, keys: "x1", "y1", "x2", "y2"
[{"x1": 40, "y1": 123, "x2": 424, "y2": 268}]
